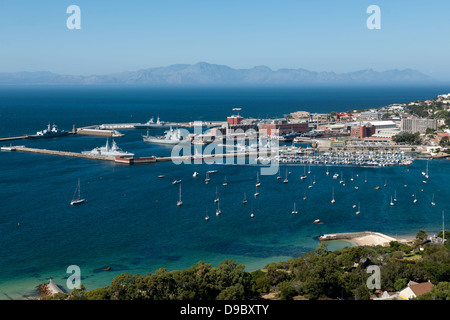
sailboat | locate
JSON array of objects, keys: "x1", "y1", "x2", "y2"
[
  {"x1": 331, "y1": 188, "x2": 335, "y2": 204},
  {"x1": 70, "y1": 178, "x2": 86, "y2": 206},
  {"x1": 177, "y1": 184, "x2": 183, "y2": 207},
  {"x1": 205, "y1": 208, "x2": 209, "y2": 221},
  {"x1": 216, "y1": 199, "x2": 221, "y2": 216},
  {"x1": 390, "y1": 196, "x2": 394, "y2": 206},
  {"x1": 326, "y1": 166, "x2": 329, "y2": 176},
  {"x1": 276, "y1": 168, "x2": 282, "y2": 180},
  {"x1": 222, "y1": 176, "x2": 228, "y2": 186},
  {"x1": 205, "y1": 172, "x2": 210, "y2": 184},
  {"x1": 254, "y1": 185, "x2": 259, "y2": 197},
  {"x1": 242, "y1": 192, "x2": 248, "y2": 204},
  {"x1": 214, "y1": 187, "x2": 219, "y2": 203},
  {"x1": 303, "y1": 189, "x2": 307, "y2": 200},
  {"x1": 300, "y1": 165, "x2": 307, "y2": 180},
  {"x1": 384, "y1": 179, "x2": 387, "y2": 187},
  {"x1": 313, "y1": 176, "x2": 316, "y2": 185},
  {"x1": 394, "y1": 190, "x2": 397, "y2": 202},
  {"x1": 308, "y1": 164, "x2": 311, "y2": 174},
  {"x1": 256, "y1": 172, "x2": 261, "y2": 187},
  {"x1": 250, "y1": 207, "x2": 255, "y2": 219},
  {"x1": 355, "y1": 202, "x2": 360, "y2": 215},
  {"x1": 283, "y1": 168, "x2": 288, "y2": 184},
  {"x1": 413, "y1": 193, "x2": 418, "y2": 204},
  {"x1": 292, "y1": 202, "x2": 298, "y2": 215},
  {"x1": 431, "y1": 194, "x2": 436, "y2": 206},
  {"x1": 422, "y1": 161, "x2": 429, "y2": 179}
]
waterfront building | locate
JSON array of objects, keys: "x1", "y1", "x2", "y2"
[
  {"x1": 401, "y1": 118, "x2": 438, "y2": 134},
  {"x1": 259, "y1": 119, "x2": 308, "y2": 136},
  {"x1": 227, "y1": 115, "x2": 243, "y2": 125},
  {"x1": 351, "y1": 124, "x2": 376, "y2": 139},
  {"x1": 359, "y1": 110, "x2": 383, "y2": 121}
]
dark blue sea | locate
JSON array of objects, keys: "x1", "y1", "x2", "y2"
[{"x1": 0, "y1": 85, "x2": 449, "y2": 299}]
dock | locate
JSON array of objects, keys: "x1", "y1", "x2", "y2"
[
  {"x1": 0, "y1": 145, "x2": 156, "y2": 164},
  {"x1": 0, "y1": 135, "x2": 28, "y2": 142},
  {"x1": 1, "y1": 144, "x2": 265, "y2": 165}
]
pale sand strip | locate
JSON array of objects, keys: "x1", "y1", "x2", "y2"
[{"x1": 320, "y1": 231, "x2": 415, "y2": 247}]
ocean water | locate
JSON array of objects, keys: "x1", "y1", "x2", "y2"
[{"x1": 0, "y1": 85, "x2": 449, "y2": 299}]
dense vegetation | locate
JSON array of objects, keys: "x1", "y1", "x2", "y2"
[
  {"x1": 41, "y1": 231, "x2": 450, "y2": 300},
  {"x1": 392, "y1": 132, "x2": 422, "y2": 145}
]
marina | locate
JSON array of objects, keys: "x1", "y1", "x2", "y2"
[{"x1": 0, "y1": 86, "x2": 448, "y2": 300}]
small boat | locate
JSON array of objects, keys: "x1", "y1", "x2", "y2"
[
  {"x1": 177, "y1": 184, "x2": 183, "y2": 207},
  {"x1": 256, "y1": 172, "x2": 261, "y2": 187},
  {"x1": 276, "y1": 168, "x2": 282, "y2": 180},
  {"x1": 158, "y1": 175, "x2": 165, "y2": 178},
  {"x1": 216, "y1": 199, "x2": 221, "y2": 216},
  {"x1": 214, "y1": 187, "x2": 219, "y2": 203},
  {"x1": 375, "y1": 186, "x2": 380, "y2": 190},
  {"x1": 242, "y1": 192, "x2": 248, "y2": 204},
  {"x1": 70, "y1": 178, "x2": 86, "y2": 206},
  {"x1": 354, "y1": 186, "x2": 359, "y2": 190},
  {"x1": 300, "y1": 165, "x2": 307, "y2": 180},
  {"x1": 352, "y1": 204, "x2": 357, "y2": 209},
  {"x1": 332, "y1": 173, "x2": 339, "y2": 179},
  {"x1": 193, "y1": 171, "x2": 199, "y2": 178},
  {"x1": 292, "y1": 202, "x2": 298, "y2": 215},
  {"x1": 313, "y1": 219, "x2": 323, "y2": 224}
]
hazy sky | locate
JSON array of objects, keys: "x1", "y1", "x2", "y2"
[{"x1": 1, "y1": 0, "x2": 449, "y2": 80}]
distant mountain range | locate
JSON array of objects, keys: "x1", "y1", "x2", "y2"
[{"x1": 0, "y1": 62, "x2": 434, "y2": 85}]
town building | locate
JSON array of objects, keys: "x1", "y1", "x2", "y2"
[
  {"x1": 401, "y1": 118, "x2": 438, "y2": 134},
  {"x1": 398, "y1": 281, "x2": 434, "y2": 300},
  {"x1": 259, "y1": 119, "x2": 309, "y2": 136},
  {"x1": 227, "y1": 115, "x2": 243, "y2": 125},
  {"x1": 351, "y1": 124, "x2": 376, "y2": 139}
]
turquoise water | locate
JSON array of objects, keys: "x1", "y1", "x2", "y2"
[{"x1": 0, "y1": 86, "x2": 449, "y2": 299}]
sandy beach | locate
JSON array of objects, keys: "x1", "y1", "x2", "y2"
[{"x1": 319, "y1": 231, "x2": 415, "y2": 247}]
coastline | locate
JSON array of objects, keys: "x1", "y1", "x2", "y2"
[{"x1": 320, "y1": 231, "x2": 416, "y2": 247}]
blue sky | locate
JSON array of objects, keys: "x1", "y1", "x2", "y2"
[{"x1": 0, "y1": 0, "x2": 449, "y2": 79}]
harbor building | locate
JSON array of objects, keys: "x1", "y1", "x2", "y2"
[
  {"x1": 400, "y1": 118, "x2": 437, "y2": 134},
  {"x1": 259, "y1": 119, "x2": 309, "y2": 136},
  {"x1": 227, "y1": 115, "x2": 244, "y2": 125},
  {"x1": 350, "y1": 124, "x2": 376, "y2": 139}
]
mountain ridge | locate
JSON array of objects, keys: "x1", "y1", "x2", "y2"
[{"x1": 0, "y1": 62, "x2": 434, "y2": 85}]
